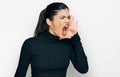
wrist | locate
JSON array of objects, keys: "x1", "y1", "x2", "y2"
[{"x1": 70, "y1": 32, "x2": 81, "y2": 42}]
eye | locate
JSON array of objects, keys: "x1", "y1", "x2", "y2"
[
  {"x1": 68, "y1": 16, "x2": 70, "y2": 19},
  {"x1": 60, "y1": 16, "x2": 65, "y2": 19}
]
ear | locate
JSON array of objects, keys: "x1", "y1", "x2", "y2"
[{"x1": 46, "y1": 18, "x2": 52, "y2": 26}]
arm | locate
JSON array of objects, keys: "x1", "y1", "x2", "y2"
[
  {"x1": 14, "y1": 38, "x2": 31, "y2": 77},
  {"x1": 69, "y1": 33, "x2": 89, "y2": 73}
]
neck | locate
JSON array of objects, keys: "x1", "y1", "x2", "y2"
[{"x1": 48, "y1": 29, "x2": 57, "y2": 37}]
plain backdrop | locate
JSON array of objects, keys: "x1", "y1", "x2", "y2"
[{"x1": 0, "y1": 0, "x2": 120, "y2": 77}]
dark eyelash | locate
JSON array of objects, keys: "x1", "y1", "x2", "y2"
[
  {"x1": 68, "y1": 16, "x2": 70, "y2": 19},
  {"x1": 60, "y1": 17, "x2": 65, "y2": 19}
]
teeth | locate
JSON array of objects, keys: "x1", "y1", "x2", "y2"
[
  {"x1": 63, "y1": 25, "x2": 68, "y2": 31},
  {"x1": 65, "y1": 25, "x2": 68, "y2": 28}
]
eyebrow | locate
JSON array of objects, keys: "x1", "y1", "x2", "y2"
[{"x1": 59, "y1": 15, "x2": 70, "y2": 18}]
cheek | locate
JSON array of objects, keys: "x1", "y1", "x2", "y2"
[
  {"x1": 58, "y1": 21, "x2": 64, "y2": 29},
  {"x1": 53, "y1": 20, "x2": 64, "y2": 35},
  {"x1": 53, "y1": 25, "x2": 62, "y2": 36},
  {"x1": 54, "y1": 22, "x2": 63, "y2": 30}
]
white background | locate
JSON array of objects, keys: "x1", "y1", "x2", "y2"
[{"x1": 0, "y1": 0, "x2": 120, "y2": 77}]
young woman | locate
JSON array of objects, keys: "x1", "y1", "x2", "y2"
[{"x1": 14, "y1": 2, "x2": 89, "y2": 77}]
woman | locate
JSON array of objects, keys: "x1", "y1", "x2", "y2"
[{"x1": 14, "y1": 2, "x2": 89, "y2": 77}]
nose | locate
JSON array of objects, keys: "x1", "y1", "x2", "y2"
[{"x1": 65, "y1": 18, "x2": 70, "y2": 23}]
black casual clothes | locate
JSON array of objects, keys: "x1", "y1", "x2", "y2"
[{"x1": 14, "y1": 31, "x2": 88, "y2": 77}]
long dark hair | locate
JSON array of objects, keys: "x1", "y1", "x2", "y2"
[{"x1": 34, "y1": 2, "x2": 69, "y2": 37}]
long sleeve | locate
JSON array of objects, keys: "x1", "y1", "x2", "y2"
[
  {"x1": 14, "y1": 38, "x2": 31, "y2": 77},
  {"x1": 69, "y1": 33, "x2": 89, "y2": 73}
]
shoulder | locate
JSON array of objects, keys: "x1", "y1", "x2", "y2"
[
  {"x1": 20, "y1": 37, "x2": 37, "y2": 51},
  {"x1": 22, "y1": 35, "x2": 44, "y2": 47},
  {"x1": 23, "y1": 35, "x2": 40, "y2": 44},
  {"x1": 22, "y1": 37, "x2": 34, "y2": 47}
]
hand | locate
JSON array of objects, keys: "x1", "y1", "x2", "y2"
[{"x1": 59, "y1": 16, "x2": 78, "y2": 40}]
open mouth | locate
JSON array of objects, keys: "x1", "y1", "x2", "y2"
[{"x1": 62, "y1": 25, "x2": 69, "y2": 35}]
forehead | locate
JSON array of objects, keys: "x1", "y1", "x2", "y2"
[{"x1": 55, "y1": 9, "x2": 69, "y2": 16}]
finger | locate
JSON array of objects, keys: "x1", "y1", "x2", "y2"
[
  {"x1": 65, "y1": 31, "x2": 72, "y2": 39},
  {"x1": 69, "y1": 15, "x2": 73, "y2": 27},
  {"x1": 75, "y1": 20, "x2": 78, "y2": 31},
  {"x1": 68, "y1": 27, "x2": 75, "y2": 33}
]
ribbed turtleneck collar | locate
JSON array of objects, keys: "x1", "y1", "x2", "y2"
[{"x1": 43, "y1": 31, "x2": 60, "y2": 40}]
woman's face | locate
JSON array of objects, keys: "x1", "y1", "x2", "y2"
[{"x1": 47, "y1": 9, "x2": 70, "y2": 38}]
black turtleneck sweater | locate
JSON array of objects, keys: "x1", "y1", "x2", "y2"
[{"x1": 14, "y1": 31, "x2": 88, "y2": 77}]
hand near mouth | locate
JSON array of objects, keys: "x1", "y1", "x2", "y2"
[{"x1": 59, "y1": 16, "x2": 78, "y2": 40}]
